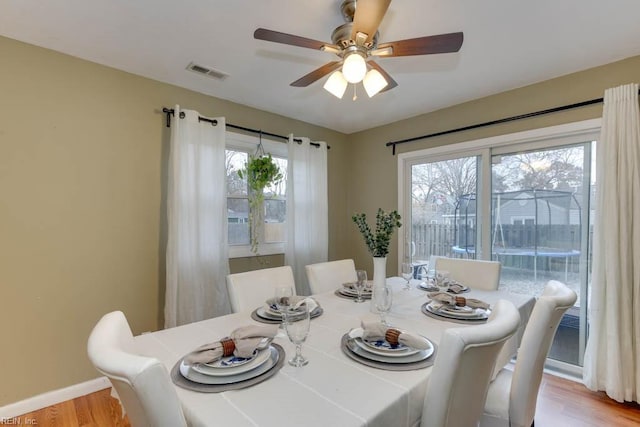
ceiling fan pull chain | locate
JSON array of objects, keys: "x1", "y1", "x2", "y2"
[{"x1": 352, "y1": 84, "x2": 358, "y2": 101}]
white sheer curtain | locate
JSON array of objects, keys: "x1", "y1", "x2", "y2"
[
  {"x1": 285, "y1": 135, "x2": 328, "y2": 295},
  {"x1": 584, "y1": 83, "x2": 640, "y2": 403},
  {"x1": 165, "y1": 106, "x2": 230, "y2": 328}
]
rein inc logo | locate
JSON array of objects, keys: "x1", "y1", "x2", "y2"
[{"x1": 1, "y1": 417, "x2": 37, "y2": 425}]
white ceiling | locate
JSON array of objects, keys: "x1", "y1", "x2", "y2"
[{"x1": 2, "y1": 0, "x2": 640, "y2": 134}]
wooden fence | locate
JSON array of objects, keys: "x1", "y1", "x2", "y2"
[{"x1": 412, "y1": 223, "x2": 586, "y2": 272}]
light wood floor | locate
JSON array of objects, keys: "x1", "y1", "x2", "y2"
[
  {"x1": 11, "y1": 388, "x2": 130, "y2": 427},
  {"x1": 12, "y1": 374, "x2": 640, "y2": 426}
]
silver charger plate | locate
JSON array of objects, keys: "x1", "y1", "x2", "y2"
[
  {"x1": 421, "y1": 302, "x2": 490, "y2": 324},
  {"x1": 417, "y1": 283, "x2": 470, "y2": 293},
  {"x1": 334, "y1": 289, "x2": 372, "y2": 300},
  {"x1": 180, "y1": 346, "x2": 278, "y2": 385},
  {"x1": 251, "y1": 306, "x2": 323, "y2": 324},
  {"x1": 171, "y1": 344, "x2": 285, "y2": 392},
  {"x1": 341, "y1": 334, "x2": 437, "y2": 371}
]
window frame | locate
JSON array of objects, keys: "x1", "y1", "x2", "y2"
[
  {"x1": 398, "y1": 118, "x2": 601, "y2": 372},
  {"x1": 397, "y1": 118, "x2": 601, "y2": 265},
  {"x1": 226, "y1": 131, "x2": 288, "y2": 259}
]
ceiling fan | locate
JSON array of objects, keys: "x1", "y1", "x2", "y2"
[{"x1": 254, "y1": 0, "x2": 463, "y2": 100}]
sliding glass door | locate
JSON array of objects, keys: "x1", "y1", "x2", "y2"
[
  {"x1": 490, "y1": 143, "x2": 593, "y2": 365},
  {"x1": 401, "y1": 121, "x2": 599, "y2": 369}
]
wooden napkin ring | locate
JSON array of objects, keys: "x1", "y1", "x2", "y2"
[
  {"x1": 385, "y1": 328, "x2": 401, "y2": 346},
  {"x1": 454, "y1": 296, "x2": 467, "y2": 307},
  {"x1": 220, "y1": 338, "x2": 235, "y2": 356}
]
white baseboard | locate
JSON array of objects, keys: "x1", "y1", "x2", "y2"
[{"x1": 0, "y1": 377, "x2": 112, "y2": 419}]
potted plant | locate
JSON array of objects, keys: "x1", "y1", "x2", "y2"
[
  {"x1": 238, "y1": 153, "x2": 283, "y2": 254},
  {"x1": 352, "y1": 208, "x2": 402, "y2": 288}
]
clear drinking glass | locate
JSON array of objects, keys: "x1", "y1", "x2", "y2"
[
  {"x1": 354, "y1": 269, "x2": 367, "y2": 303},
  {"x1": 274, "y1": 286, "x2": 294, "y2": 326},
  {"x1": 285, "y1": 303, "x2": 310, "y2": 367},
  {"x1": 373, "y1": 285, "x2": 393, "y2": 325},
  {"x1": 401, "y1": 262, "x2": 413, "y2": 290},
  {"x1": 436, "y1": 270, "x2": 450, "y2": 293}
]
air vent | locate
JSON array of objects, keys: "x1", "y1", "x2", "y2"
[{"x1": 186, "y1": 62, "x2": 229, "y2": 80}]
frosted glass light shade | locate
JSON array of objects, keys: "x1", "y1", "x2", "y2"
[
  {"x1": 342, "y1": 53, "x2": 367, "y2": 83},
  {"x1": 323, "y1": 71, "x2": 348, "y2": 98},
  {"x1": 363, "y1": 69, "x2": 388, "y2": 97}
]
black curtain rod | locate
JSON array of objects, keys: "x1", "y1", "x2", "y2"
[
  {"x1": 386, "y1": 89, "x2": 640, "y2": 155},
  {"x1": 161, "y1": 108, "x2": 327, "y2": 149}
]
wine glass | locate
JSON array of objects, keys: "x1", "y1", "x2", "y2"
[
  {"x1": 436, "y1": 270, "x2": 451, "y2": 293},
  {"x1": 285, "y1": 303, "x2": 310, "y2": 367},
  {"x1": 354, "y1": 269, "x2": 367, "y2": 303},
  {"x1": 401, "y1": 262, "x2": 413, "y2": 290},
  {"x1": 373, "y1": 285, "x2": 393, "y2": 325},
  {"x1": 274, "y1": 285, "x2": 294, "y2": 327}
]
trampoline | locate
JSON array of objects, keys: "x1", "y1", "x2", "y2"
[{"x1": 454, "y1": 189, "x2": 582, "y2": 281}]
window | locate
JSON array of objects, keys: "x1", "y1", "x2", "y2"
[
  {"x1": 225, "y1": 132, "x2": 287, "y2": 258},
  {"x1": 399, "y1": 118, "x2": 600, "y2": 372}
]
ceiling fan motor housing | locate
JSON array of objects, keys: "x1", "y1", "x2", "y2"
[{"x1": 331, "y1": 23, "x2": 379, "y2": 52}]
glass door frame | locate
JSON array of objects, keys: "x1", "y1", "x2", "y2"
[{"x1": 398, "y1": 118, "x2": 601, "y2": 370}]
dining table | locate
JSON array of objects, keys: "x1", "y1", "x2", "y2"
[{"x1": 134, "y1": 277, "x2": 535, "y2": 427}]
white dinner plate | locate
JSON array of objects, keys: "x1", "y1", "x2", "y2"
[
  {"x1": 257, "y1": 305, "x2": 322, "y2": 321},
  {"x1": 181, "y1": 346, "x2": 278, "y2": 384},
  {"x1": 427, "y1": 302, "x2": 490, "y2": 320},
  {"x1": 354, "y1": 337, "x2": 422, "y2": 358},
  {"x1": 192, "y1": 348, "x2": 272, "y2": 377},
  {"x1": 258, "y1": 306, "x2": 283, "y2": 320},
  {"x1": 342, "y1": 280, "x2": 373, "y2": 291},
  {"x1": 362, "y1": 336, "x2": 410, "y2": 352},
  {"x1": 338, "y1": 288, "x2": 372, "y2": 297},
  {"x1": 417, "y1": 282, "x2": 439, "y2": 292},
  {"x1": 347, "y1": 338, "x2": 433, "y2": 364}
]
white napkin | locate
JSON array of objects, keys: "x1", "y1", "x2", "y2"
[
  {"x1": 265, "y1": 296, "x2": 319, "y2": 314},
  {"x1": 342, "y1": 281, "x2": 373, "y2": 291},
  {"x1": 349, "y1": 321, "x2": 431, "y2": 350},
  {"x1": 184, "y1": 324, "x2": 278, "y2": 365},
  {"x1": 427, "y1": 292, "x2": 490, "y2": 310}
]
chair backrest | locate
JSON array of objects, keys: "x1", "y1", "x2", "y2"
[
  {"x1": 87, "y1": 311, "x2": 187, "y2": 427},
  {"x1": 421, "y1": 300, "x2": 521, "y2": 427},
  {"x1": 509, "y1": 280, "x2": 577, "y2": 427},
  {"x1": 226, "y1": 265, "x2": 296, "y2": 313},
  {"x1": 434, "y1": 257, "x2": 501, "y2": 291},
  {"x1": 305, "y1": 259, "x2": 357, "y2": 294}
]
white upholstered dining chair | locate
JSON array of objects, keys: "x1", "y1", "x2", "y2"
[
  {"x1": 226, "y1": 265, "x2": 297, "y2": 313},
  {"x1": 305, "y1": 259, "x2": 357, "y2": 294},
  {"x1": 481, "y1": 280, "x2": 577, "y2": 427},
  {"x1": 421, "y1": 299, "x2": 521, "y2": 427},
  {"x1": 87, "y1": 311, "x2": 188, "y2": 427},
  {"x1": 434, "y1": 257, "x2": 502, "y2": 291}
]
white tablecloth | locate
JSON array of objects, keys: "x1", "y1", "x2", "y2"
[{"x1": 134, "y1": 278, "x2": 535, "y2": 427}]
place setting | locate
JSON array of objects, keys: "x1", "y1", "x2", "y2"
[
  {"x1": 416, "y1": 268, "x2": 470, "y2": 294},
  {"x1": 251, "y1": 286, "x2": 323, "y2": 324},
  {"x1": 341, "y1": 320, "x2": 437, "y2": 371},
  {"x1": 421, "y1": 292, "x2": 491, "y2": 324},
  {"x1": 171, "y1": 324, "x2": 284, "y2": 392},
  {"x1": 335, "y1": 269, "x2": 373, "y2": 301}
]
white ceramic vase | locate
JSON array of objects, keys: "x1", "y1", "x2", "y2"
[{"x1": 371, "y1": 256, "x2": 387, "y2": 313}]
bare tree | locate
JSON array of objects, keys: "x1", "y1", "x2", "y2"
[{"x1": 493, "y1": 147, "x2": 583, "y2": 192}]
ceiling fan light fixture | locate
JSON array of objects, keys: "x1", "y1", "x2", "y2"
[
  {"x1": 342, "y1": 52, "x2": 367, "y2": 83},
  {"x1": 363, "y1": 68, "x2": 388, "y2": 97},
  {"x1": 323, "y1": 70, "x2": 348, "y2": 98}
]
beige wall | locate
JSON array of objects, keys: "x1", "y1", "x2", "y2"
[
  {"x1": 1, "y1": 32, "x2": 639, "y2": 406},
  {"x1": 0, "y1": 36, "x2": 349, "y2": 406},
  {"x1": 346, "y1": 55, "x2": 640, "y2": 277}
]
